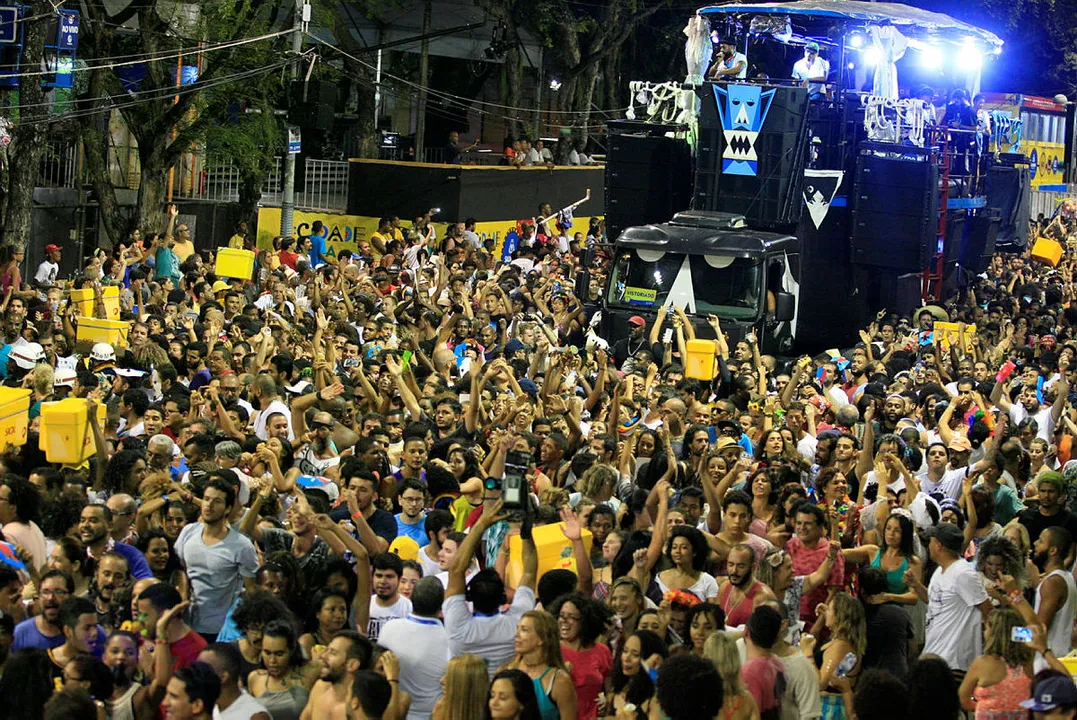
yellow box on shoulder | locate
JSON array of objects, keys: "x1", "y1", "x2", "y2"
[
  {"x1": 685, "y1": 339, "x2": 719, "y2": 381},
  {"x1": 506, "y1": 522, "x2": 592, "y2": 590},
  {"x1": 0, "y1": 387, "x2": 31, "y2": 449},
  {"x1": 70, "y1": 285, "x2": 120, "y2": 320},
  {"x1": 216, "y1": 248, "x2": 256, "y2": 280},
  {"x1": 77, "y1": 318, "x2": 131, "y2": 349},
  {"x1": 39, "y1": 398, "x2": 106, "y2": 465}
]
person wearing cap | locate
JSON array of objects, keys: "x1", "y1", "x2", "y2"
[
  {"x1": 919, "y1": 522, "x2": 992, "y2": 676},
  {"x1": 792, "y1": 42, "x2": 830, "y2": 101},
  {"x1": 1022, "y1": 674, "x2": 1077, "y2": 718},
  {"x1": 33, "y1": 244, "x2": 61, "y2": 290},
  {"x1": 710, "y1": 37, "x2": 747, "y2": 79},
  {"x1": 611, "y1": 315, "x2": 652, "y2": 369}
]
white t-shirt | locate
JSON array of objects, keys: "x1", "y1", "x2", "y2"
[
  {"x1": 916, "y1": 466, "x2": 968, "y2": 501},
  {"x1": 367, "y1": 594, "x2": 412, "y2": 642},
  {"x1": 715, "y1": 52, "x2": 748, "y2": 79},
  {"x1": 378, "y1": 615, "x2": 451, "y2": 720},
  {"x1": 253, "y1": 399, "x2": 294, "y2": 442},
  {"x1": 778, "y1": 650, "x2": 823, "y2": 720},
  {"x1": 215, "y1": 690, "x2": 270, "y2": 719},
  {"x1": 796, "y1": 434, "x2": 818, "y2": 463},
  {"x1": 1009, "y1": 403, "x2": 1056, "y2": 442},
  {"x1": 34, "y1": 260, "x2": 58, "y2": 287},
  {"x1": 444, "y1": 584, "x2": 536, "y2": 679},
  {"x1": 792, "y1": 56, "x2": 830, "y2": 96},
  {"x1": 923, "y1": 559, "x2": 989, "y2": 671}
]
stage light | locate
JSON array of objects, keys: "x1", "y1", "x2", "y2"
[
  {"x1": 849, "y1": 32, "x2": 864, "y2": 49},
  {"x1": 549, "y1": 79, "x2": 562, "y2": 91},
  {"x1": 847, "y1": 62, "x2": 855, "y2": 70},
  {"x1": 919, "y1": 46, "x2": 943, "y2": 70},
  {"x1": 863, "y1": 46, "x2": 881, "y2": 65},
  {"x1": 958, "y1": 43, "x2": 982, "y2": 71}
]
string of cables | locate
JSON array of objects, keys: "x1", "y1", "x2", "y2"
[
  {"x1": 304, "y1": 31, "x2": 622, "y2": 130},
  {"x1": 11, "y1": 54, "x2": 302, "y2": 128}
]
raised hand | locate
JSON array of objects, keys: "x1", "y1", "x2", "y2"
[{"x1": 559, "y1": 507, "x2": 583, "y2": 541}]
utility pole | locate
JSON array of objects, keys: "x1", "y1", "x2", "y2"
[
  {"x1": 414, "y1": 0, "x2": 431, "y2": 162},
  {"x1": 280, "y1": 0, "x2": 308, "y2": 238}
]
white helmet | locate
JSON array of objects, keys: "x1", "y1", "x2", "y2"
[
  {"x1": 90, "y1": 342, "x2": 116, "y2": 363},
  {"x1": 9, "y1": 342, "x2": 44, "y2": 370}
]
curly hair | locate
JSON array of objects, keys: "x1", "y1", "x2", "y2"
[
  {"x1": 747, "y1": 468, "x2": 780, "y2": 506},
  {"x1": 976, "y1": 535, "x2": 1028, "y2": 587},
  {"x1": 232, "y1": 591, "x2": 297, "y2": 634},
  {"x1": 828, "y1": 592, "x2": 867, "y2": 656},
  {"x1": 814, "y1": 466, "x2": 848, "y2": 498},
  {"x1": 666, "y1": 525, "x2": 710, "y2": 572},
  {"x1": 775, "y1": 484, "x2": 808, "y2": 526},
  {"x1": 103, "y1": 450, "x2": 145, "y2": 495},
  {"x1": 983, "y1": 607, "x2": 1033, "y2": 667},
  {"x1": 576, "y1": 463, "x2": 619, "y2": 500},
  {"x1": 547, "y1": 592, "x2": 613, "y2": 647}
]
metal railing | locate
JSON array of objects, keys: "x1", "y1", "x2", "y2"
[
  {"x1": 37, "y1": 139, "x2": 79, "y2": 188},
  {"x1": 170, "y1": 154, "x2": 350, "y2": 212}
]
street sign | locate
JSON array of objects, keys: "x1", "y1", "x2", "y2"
[
  {"x1": 288, "y1": 126, "x2": 301, "y2": 154},
  {"x1": 0, "y1": 7, "x2": 18, "y2": 44},
  {"x1": 58, "y1": 12, "x2": 78, "y2": 50}
]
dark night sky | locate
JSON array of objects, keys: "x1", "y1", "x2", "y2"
[{"x1": 910, "y1": 0, "x2": 1064, "y2": 97}]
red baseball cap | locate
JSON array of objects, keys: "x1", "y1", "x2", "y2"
[
  {"x1": 627, "y1": 316, "x2": 647, "y2": 328},
  {"x1": 44, "y1": 244, "x2": 60, "y2": 254}
]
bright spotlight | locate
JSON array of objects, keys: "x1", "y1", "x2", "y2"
[
  {"x1": 847, "y1": 62, "x2": 855, "y2": 70},
  {"x1": 863, "y1": 46, "x2": 882, "y2": 65},
  {"x1": 549, "y1": 79, "x2": 562, "y2": 91},
  {"x1": 919, "y1": 46, "x2": 943, "y2": 70},
  {"x1": 957, "y1": 43, "x2": 982, "y2": 71},
  {"x1": 849, "y1": 32, "x2": 864, "y2": 49}
]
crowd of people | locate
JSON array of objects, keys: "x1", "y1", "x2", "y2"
[{"x1": 0, "y1": 197, "x2": 1075, "y2": 720}]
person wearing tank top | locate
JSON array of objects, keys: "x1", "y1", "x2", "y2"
[
  {"x1": 719, "y1": 546, "x2": 778, "y2": 628},
  {"x1": 1032, "y1": 527, "x2": 1077, "y2": 671}
]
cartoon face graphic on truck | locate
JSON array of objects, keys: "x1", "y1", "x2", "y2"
[{"x1": 715, "y1": 84, "x2": 776, "y2": 177}]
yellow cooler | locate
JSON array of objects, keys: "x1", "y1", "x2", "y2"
[
  {"x1": 685, "y1": 339, "x2": 719, "y2": 380},
  {"x1": 506, "y1": 522, "x2": 592, "y2": 589},
  {"x1": 216, "y1": 248, "x2": 255, "y2": 280},
  {"x1": 77, "y1": 317, "x2": 130, "y2": 349},
  {"x1": 69, "y1": 285, "x2": 121, "y2": 320},
  {"x1": 39, "y1": 399, "x2": 106, "y2": 464},
  {"x1": 0, "y1": 387, "x2": 31, "y2": 448},
  {"x1": 1032, "y1": 237, "x2": 1064, "y2": 267}
]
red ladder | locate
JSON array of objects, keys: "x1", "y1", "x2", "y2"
[{"x1": 922, "y1": 128, "x2": 950, "y2": 302}]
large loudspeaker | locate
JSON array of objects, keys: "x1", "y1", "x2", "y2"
[
  {"x1": 961, "y1": 208, "x2": 1001, "y2": 272},
  {"x1": 987, "y1": 165, "x2": 1031, "y2": 249},
  {"x1": 694, "y1": 83, "x2": 809, "y2": 227},
  {"x1": 943, "y1": 212, "x2": 965, "y2": 268},
  {"x1": 289, "y1": 80, "x2": 336, "y2": 131},
  {"x1": 851, "y1": 153, "x2": 938, "y2": 271},
  {"x1": 605, "y1": 133, "x2": 692, "y2": 239}
]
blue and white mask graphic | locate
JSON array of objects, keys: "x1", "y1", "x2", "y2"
[{"x1": 714, "y1": 84, "x2": 775, "y2": 177}]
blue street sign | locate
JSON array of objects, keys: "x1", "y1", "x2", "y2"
[
  {"x1": 58, "y1": 12, "x2": 78, "y2": 50},
  {"x1": 0, "y1": 7, "x2": 17, "y2": 44}
]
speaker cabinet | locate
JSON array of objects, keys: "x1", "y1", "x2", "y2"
[
  {"x1": 605, "y1": 134, "x2": 692, "y2": 239},
  {"x1": 851, "y1": 154, "x2": 938, "y2": 271}
]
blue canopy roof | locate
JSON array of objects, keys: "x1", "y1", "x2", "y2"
[{"x1": 698, "y1": 1, "x2": 1003, "y2": 48}]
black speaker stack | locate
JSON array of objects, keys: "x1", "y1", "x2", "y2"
[
  {"x1": 289, "y1": 80, "x2": 336, "y2": 132},
  {"x1": 604, "y1": 122, "x2": 693, "y2": 240},
  {"x1": 850, "y1": 151, "x2": 939, "y2": 271},
  {"x1": 961, "y1": 209, "x2": 1001, "y2": 273},
  {"x1": 693, "y1": 83, "x2": 810, "y2": 228}
]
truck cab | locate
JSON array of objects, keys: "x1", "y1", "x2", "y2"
[{"x1": 601, "y1": 210, "x2": 800, "y2": 355}]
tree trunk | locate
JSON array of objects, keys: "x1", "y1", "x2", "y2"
[
  {"x1": 504, "y1": 42, "x2": 524, "y2": 140},
  {"x1": 80, "y1": 64, "x2": 131, "y2": 245},
  {"x1": 2, "y1": 1, "x2": 53, "y2": 248},
  {"x1": 135, "y1": 143, "x2": 171, "y2": 236}
]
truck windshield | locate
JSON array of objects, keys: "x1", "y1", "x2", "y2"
[{"x1": 607, "y1": 249, "x2": 762, "y2": 320}]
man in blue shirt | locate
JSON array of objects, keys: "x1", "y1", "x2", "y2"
[
  {"x1": 395, "y1": 478, "x2": 428, "y2": 546},
  {"x1": 308, "y1": 220, "x2": 331, "y2": 268},
  {"x1": 79, "y1": 503, "x2": 154, "y2": 580}
]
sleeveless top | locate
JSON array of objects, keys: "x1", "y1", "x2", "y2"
[
  {"x1": 1035, "y1": 568, "x2": 1077, "y2": 671},
  {"x1": 108, "y1": 683, "x2": 139, "y2": 720},
  {"x1": 719, "y1": 579, "x2": 767, "y2": 628},
  {"x1": 532, "y1": 666, "x2": 560, "y2": 720},
  {"x1": 972, "y1": 665, "x2": 1031, "y2": 720},
  {"x1": 870, "y1": 549, "x2": 909, "y2": 595},
  {"x1": 256, "y1": 684, "x2": 309, "y2": 720}
]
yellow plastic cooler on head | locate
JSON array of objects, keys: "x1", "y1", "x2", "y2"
[
  {"x1": 506, "y1": 522, "x2": 592, "y2": 589},
  {"x1": 685, "y1": 339, "x2": 719, "y2": 380},
  {"x1": 77, "y1": 317, "x2": 130, "y2": 349},
  {"x1": 39, "y1": 399, "x2": 106, "y2": 464},
  {"x1": 69, "y1": 285, "x2": 121, "y2": 320},
  {"x1": 0, "y1": 387, "x2": 31, "y2": 449},
  {"x1": 215, "y1": 248, "x2": 255, "y2": 280},
  {"x1": 1031, "y1": 237, "x2": 1064, "y2": 267}
]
